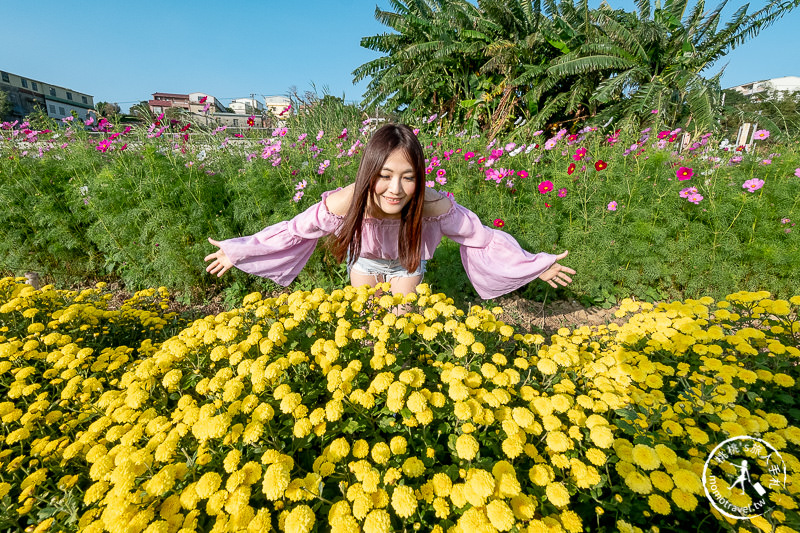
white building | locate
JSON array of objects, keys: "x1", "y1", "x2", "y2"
[
  {"x1": 727, "y1": 76, "x2": 800, "y2": 97},
  {"x1": 229, "y1": 97, "x2": 264, "y2": 115}
]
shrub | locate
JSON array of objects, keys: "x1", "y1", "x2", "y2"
[{"x1": 1, "y1": 278, "x2": 798, "y2": 532}]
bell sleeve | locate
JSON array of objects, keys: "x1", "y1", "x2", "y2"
[
  {"x1": 439, "y1": 201, "x2": 559, "y2": 299},
  {"x1": 217, "y1": 190, "x2": 343, "y2": 286}
]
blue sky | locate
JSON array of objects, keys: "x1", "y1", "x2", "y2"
[{"x1": 3, "y1": 0, "x2": 798, "y2": 113}]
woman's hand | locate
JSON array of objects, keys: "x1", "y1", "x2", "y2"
[
  {"x1": 539, "y1": 251, "x2": 575, "y2": 288},
  {"x1": 205, "y1": 238, "x2": 233, "y2": 277}
]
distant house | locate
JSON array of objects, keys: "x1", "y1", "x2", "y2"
[
  {"x1": 0, "y1": 69, "x2": 94, "y2": 121},
  {"x1": 230, "y1": 97, "x2": 264, "y2": 115},
  {"x1": 726, "y1": 76, "x2": 800, "y2": 97},
  {"x1": 264, "y1": 95, "x2": 291, "y2": 117},
  {"x1": 148, "y1": 92, "x2": 190, "y2": 115}
]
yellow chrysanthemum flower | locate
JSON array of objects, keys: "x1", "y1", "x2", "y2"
[
  {"x1": 391, "y1": 485, "x2": 417, "y2": 518},
  {"x1": 545, "y1": 482, "x2": 570, "y2": 508},
  {"x1": 456, "y1": 434, "x2": 480, "y2": 461}
]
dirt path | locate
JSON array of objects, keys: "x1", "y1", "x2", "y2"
[{"x1": 493, "y1": 294, "x2": 626, "y2": 335}]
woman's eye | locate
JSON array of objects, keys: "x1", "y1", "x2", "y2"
[
  {"x1": 379, "y1": 175, "x2": 391, "y2": 179},
  {"x1": 403, "y1": 176, "x2": 415, "y2": 182}
]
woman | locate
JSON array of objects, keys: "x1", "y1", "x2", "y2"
[{"x1": 204, "y1": 124, "x2": 574, "y2": 298}]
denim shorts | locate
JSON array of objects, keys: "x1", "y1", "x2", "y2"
[{"x1": 347, "y1": 255, "x2": 426, "y2": 283}]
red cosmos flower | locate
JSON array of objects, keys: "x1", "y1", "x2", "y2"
[
  {"x1": 247, "y1": 115, "x2": 255, "y2": 127},
  {"x1": 180, "y1": 123, "x2": 191, "y2": 132},
  {"x1": 567, "y1": 162, "x2": 576, "y2": 175},
  {"x1": 595, "y1": 160, "x2": 607, "y2": 171},
  {"x1": 736, "y1": 145, "x2": 745, "y2": 152},
  {"x1": 668, "y1": 134, "x2": 678, "y2": 142},
  {"x1": 545, "y1": 202, "x2": 551, "y2": 208},
  {"x1": 493, "y1": 218, "x2": 505, "y2": 228}
]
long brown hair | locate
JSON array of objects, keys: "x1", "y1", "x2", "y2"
[{"x1": 331, "y1": 123, "x2": 426, "y2": 273}]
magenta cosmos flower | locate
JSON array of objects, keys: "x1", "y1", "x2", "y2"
[
  {"x1": 742, "y1": 178, "x2": 765, "y2": 192},
  {"x1": 676, "y1": 167, "x2": 694, "y2": 180},
  {"x1": 538, "y1": 180, "x2": 554, "y2": 194},
  {"x1": 493, "y1": 218, "x2": 505, "y2": 228},
  {"x1": 557, "y1": 188, "x2": 567, "y2": 197}
]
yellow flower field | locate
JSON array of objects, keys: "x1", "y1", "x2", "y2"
[{"x1": 0, "y1": 277, "x2": 798, "y2": 532}]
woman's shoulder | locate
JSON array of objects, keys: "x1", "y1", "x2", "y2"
[
  {"x1": 324, "y1": 184, "x2": 355, "y2": 216},
  {"x1": 423, "y1": 188, "x2": 452, "y2": 218}
]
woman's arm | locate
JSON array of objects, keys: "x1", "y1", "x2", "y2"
[{"x1": 204, "y1": 188, "x2": 349, "y2": 285}]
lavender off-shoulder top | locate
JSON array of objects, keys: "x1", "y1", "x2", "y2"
[{"x1": 219, "y1": 189, "x2": 558, "y2": 299}]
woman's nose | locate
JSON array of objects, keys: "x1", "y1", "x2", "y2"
[{"x1": 388, "y1": 177, "x2": 403, "y2": 193}]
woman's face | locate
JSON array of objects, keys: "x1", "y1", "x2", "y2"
[{"x1": 370, "y1": 148, "x2": 416, "y2": 219}]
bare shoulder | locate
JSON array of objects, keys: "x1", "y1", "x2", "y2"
[
  {"x1": 324, "y1": 184, "x2": 355, "y2": 216},
  {"x1": 423, "y1": 188, "x2": 452, "y2": 217}
]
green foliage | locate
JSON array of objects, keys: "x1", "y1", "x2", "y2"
[
  {"x1": 0, "y1": 114, "x2": 798, "y2": 308},
  {"x1": 354, "y1": 0, "x2": 800, "y2": 136}
]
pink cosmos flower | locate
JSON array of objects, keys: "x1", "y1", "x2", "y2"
[
  {"x1": 679, "y1": 187, "x2": 698, "y2": 198},
  {"x1": 795, "y1": 168, "x2": 800, "y2": 178},
  {"x1": 557, "y1": 188, "x2": 567, "y2": 198},
  {"x1": 538, "y1": 180, "x2": 554, "y2": 194},
  {"x1": 742, "y1": 178, "x2": 765, "y2": 192},
  {"x1": 435, "y1": 176, "x2": 447, "y2": 185},
  {"x1": 762, "y1": 159, "x2": 772, "y2": 165},
  {"x1": 295, "y1": 180, "x2": 307, "y2": 190},
  {"x1": 676, "y1": 167, "x2": 694, "y2": 180},
  {"x1": 781, "y1": 218, "x2": 791, "y2": 224},
  {"x1": 317, "y1": 130, "x2": 324, "y2": 140},
  {"x1": 607, "y1": 201, "x2": 618, "y2": 211},
  {"x1": 426, "y1": 180, "x2": 435, "y2": 188},
  {"x1": 292, "y1": 191, "x2": 304, "y2": 202},
  {"x1": 687, "y1": 192, "x2": 704, "y2": 204},
  {"x1": 753, "y1": 129, "x2": 770, "y2": 140},
  {"x1": 544, "y1": 138, "x2": 557, "y2": 150}
]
